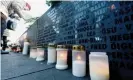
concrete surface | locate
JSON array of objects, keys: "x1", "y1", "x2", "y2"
[{"x1": 1, "y1": 52, "x2": 88, "y2": 80}]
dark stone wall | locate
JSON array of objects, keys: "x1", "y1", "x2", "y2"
[
  {"x1": 27, "y1": 1, "x2": 133, "y2": 80},
  {"x1": 27, "y1": 22, "x2": 37, "y2": 47}
]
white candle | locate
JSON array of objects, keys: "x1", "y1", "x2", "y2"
[
  {"x1": 89, "y1": 52, "x2": 109, "y2": 80},
  {"x1": 90, "y1": 61, "x2": 109, "y2": 80},
  {"x1": 30, "y1": 48, "x2": 37, "y2": 58},
  {"x1": 36, "y1": 54, "x2": 44, "y2": 61},
  {"x1": 56, "y1": 60, "x2": 68, "y2": 70},
  {"x1": 57, "y1": 53, "x2": 67, "y2": 65},
  {"x1": 36, "y1": 48, "x2": 44, "y2": 61},
  {"x1": 72, "y1": 46, "x2": 86, "y2": 77},
  {"x1": 73, "y1": 60, "x2": 86, "y2": 77},
  {"x1": 56, "y1": 49, "x2": 68, "y2": 70},
  {"x1": 22, "y1": 42, "x2": 29, "y2": 55},
  {"x1": 57, "y1": 60, "x2": 66, "y2": 65},
  {"x1": 47, "y1": 47, "x2": 56, "y2": 64}
]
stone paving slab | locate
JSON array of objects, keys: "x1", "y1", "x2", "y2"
[
  {"x1": 8, "y1": 68, "x2": 88, "y2": 80},
  {"x1": 1, "y1": 53, "x2": 54, "y2": 80},
  {"x1": 1, "y1": 52, "x2": 88, "y2": 80}
]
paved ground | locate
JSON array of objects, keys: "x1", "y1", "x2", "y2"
[{"x1": 1, "y1": 52, "x2": 88, "y2": 80}]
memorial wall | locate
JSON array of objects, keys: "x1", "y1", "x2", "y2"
[
  {"x1": 27, "y1": 22, "x2": 37, "y2": 47},
  {"x1": 26, "y1": 1, "x2": 133, "y2": 79}
]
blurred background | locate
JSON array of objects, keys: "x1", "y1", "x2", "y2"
[{"x1": 8, "y1": 0, "x2": 50, "y2": 44}]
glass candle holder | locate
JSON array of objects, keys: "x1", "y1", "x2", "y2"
[
  {"x1": 47, "y1": 43, "x2": 56, "y2": 64},
  {"x1": 56, "y1": 45, "x2": 68, "y2": 70},
  {"x1": 22, "y1": 41, "x2": 30, "y2": 55},
  {"x1": 29, "y1": 47, "x2": 37, "y2": 59},
  {"x1": 72, "y1": 45, "x2": 86, "y2": 77},
  {"x1": 36, "y1": 46, "x2": 45, "y2": 61},
  {"x1": 89, "y1": 52, "x2": 109, "y2": 80}
]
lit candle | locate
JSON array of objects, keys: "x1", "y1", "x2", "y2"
[
  {"x1": 89, "y1": 52, "x2": 109, "y2": 80},
  {"x1": 47, "y1": 43, "x2": 56, "y2": 64},
  {"x1": 36, "y1": 46, "x2": 45, "y2": 61},
  {"x1": 72, "y1": 45, "x2": 86, "y2": 77},
  {"x1": 56, "y1": 45, "x2": 68, "y2": 70},
  {"x1": 29, "y1": 47, "x2": 37, "y2": 59}
]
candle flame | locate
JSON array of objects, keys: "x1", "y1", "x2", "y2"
[
  {"x1": 77, "y1": 55, "x2": 81, "y2": 60},
  {"x1": 59, "y1": 53, "x2": 66, "y2": 60},
  {"x1": 111, "y1": 4, "x2": 116, "y2": 10},
  {"x1": 60, "y1": 54, "x2": 64, "y2": 57}
]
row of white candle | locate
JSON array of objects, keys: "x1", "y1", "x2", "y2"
[{"x1": 22, "y1": 42, "x2": 109, "y2": 80}]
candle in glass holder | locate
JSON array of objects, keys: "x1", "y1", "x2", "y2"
[
  {"x1": 36, "y1": 46, "x2": 45, "y2": 61},
  {"x1": 22, "y1": 41, "x2": 30, "y2": 55},
  {"x1": 56, "y1": 45, "x2": 68, "y2": 70},
  {"x1": 89, "y1": 52, "x2": 109, "y2": 80},
  {"x1": 47, "y1": 43, "x2": 56, "y2": 64},
  {"x1": 72, "y1": 45, "x2": 86, "y2": 77},
  {"x1": 29, "y1": 47, "x2": 37, "y2": 59}
]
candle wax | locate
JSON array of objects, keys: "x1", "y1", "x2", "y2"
[
  {"x1": 36, "y1": 56, "x2": 44, "y2": 61},
  {"x1": 90, "y1": 61, "x2": 109, "y2": 80},
  {"x1": 73, "y1": 60, "x2": 86, "y2": 77},
  {"x1": 56, "y1": 50, "x2": 68, "y2": 70},
  {"x1": 56, "y1": 60, "x2": 68, "y2": 70},
  {"x1": 47, "y1": 48, "x2": 56, "y2": 64},
  {"x1": 22, "y1": 42, "x2": 29, "y2": 55},
  {"x1": 36, "y1": 51, "x2": 44, "y2": 61},
  {"x1": 30, "y1": 49, "x2": 37, "y2": 58}
]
